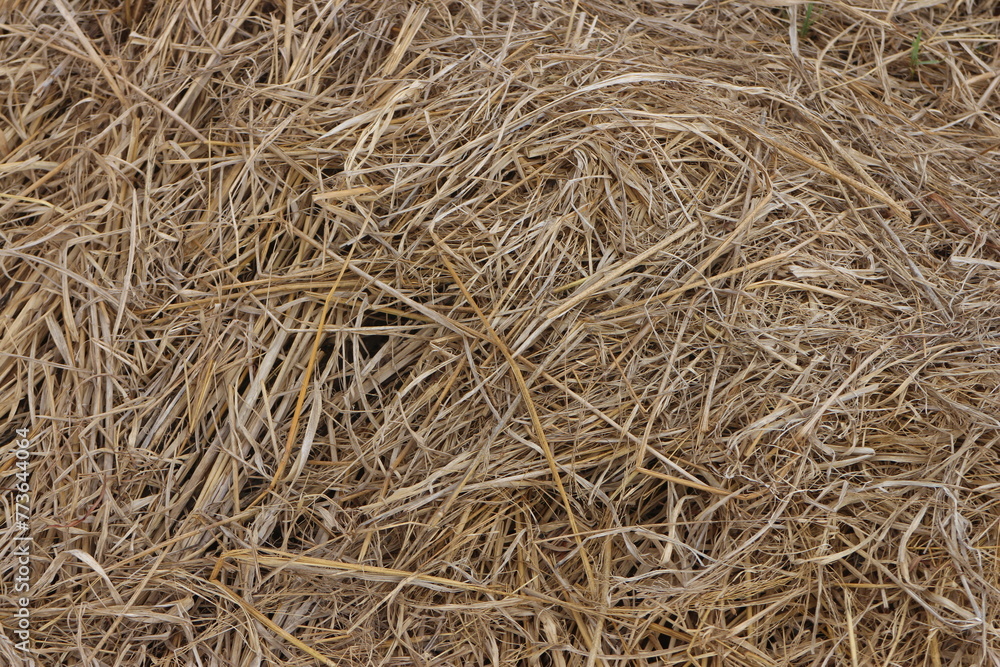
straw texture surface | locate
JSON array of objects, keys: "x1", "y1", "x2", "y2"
[{"x1": 2, "y1": 1, "x2": 1000, "y2": 665}]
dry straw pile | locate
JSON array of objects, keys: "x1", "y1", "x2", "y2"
[{"x1": 3, "y1": 0, "x2": 1000, "y2": 664}]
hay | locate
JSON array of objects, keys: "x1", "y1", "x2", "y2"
[{"x1": 2, "y1": 0, "x2": 1000, "y2": 664}]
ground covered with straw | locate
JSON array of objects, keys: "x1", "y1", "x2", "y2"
[{"x1": 2, "y1": 0, "x2": 1000, "y2": 665}]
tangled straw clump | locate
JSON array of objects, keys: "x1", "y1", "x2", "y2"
[{"x1": 2, "y1": 0, "x2": 1000, "y2": 664}]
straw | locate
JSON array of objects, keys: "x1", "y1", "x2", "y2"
[{"x1": 2, "y1": 0, "x2": 1000, "y2": 664}]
